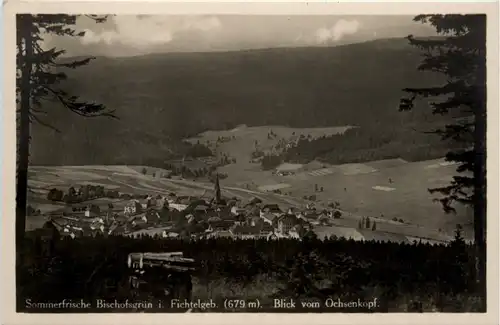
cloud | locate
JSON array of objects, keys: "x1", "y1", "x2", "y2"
[
  {"x1": 314, "y1": 19, "x2": 361, "y2": 44},
  {"x1": 81, "y1": 15, "x2": 222, "y2": 48}
]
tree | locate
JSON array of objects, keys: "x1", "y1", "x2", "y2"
[
  {"x1": 400, "y1": 14, "x2": 486, "y2": 293},
  {"x1": 16, "y1": 14, "x2": 115, "y2": 250},
  {"x1": 47, "y1": 188, "x2": 63, "y2": 201}
]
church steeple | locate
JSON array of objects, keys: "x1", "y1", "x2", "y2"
[{"x1": 214, "y1": 172, "x2": 221, "y2": 204}]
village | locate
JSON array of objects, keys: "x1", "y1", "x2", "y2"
[{"x1": 37, "y1": 174, "x2": 344, "y2": 241}]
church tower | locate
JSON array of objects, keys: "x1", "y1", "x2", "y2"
[{"x1": 214, "y1": 172, "x2": 221, "y2": 204}]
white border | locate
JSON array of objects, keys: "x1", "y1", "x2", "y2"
[{"x1": 2, "y1": 2, "x2": 499, "y2": 325}]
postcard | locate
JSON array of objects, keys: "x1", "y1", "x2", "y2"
[{"x1": 2, "y1": 1, "x2": 499, "y2": 325}]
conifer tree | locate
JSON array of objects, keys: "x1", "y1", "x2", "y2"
[
  {"x1": 400, "y1": 14, "x2": 486, "y2": 293},
  {"x1": 16, "y1": 14, "x2": 116, "y2": 249}
]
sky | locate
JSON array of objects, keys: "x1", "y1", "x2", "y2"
[{"x1": 43, "y1": 15, "x2": 437, "y2": 57}]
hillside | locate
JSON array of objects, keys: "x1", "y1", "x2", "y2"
[{"x1": 31, "y1": 37, "x2": 451, "y2": 166}]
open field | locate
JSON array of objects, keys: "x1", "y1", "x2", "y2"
[
  {"x1": 186, "y1": 125, "x2": 353, "y2": 180},
  {"x1": 283, "y1": 158, "x2": 472, "y2": 238}
]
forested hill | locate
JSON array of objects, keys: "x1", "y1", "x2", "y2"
[{"x1": 31, "y1": 37, "x2": 454, "y2": 166}]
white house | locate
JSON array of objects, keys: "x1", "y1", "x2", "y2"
[
  {"x1": 124, "y1": 200, "x2": 142, "y2": 215},
  {"x1": 170, "y1": 203, "x2": 188, "y2": 212},
  {"x1": 231, "y1": 206, "x2": 245, "y2": 216}
]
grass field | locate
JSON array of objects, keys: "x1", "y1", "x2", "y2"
[{"x1": 185, "y1": 125, "x2": 353, "y2": 184}]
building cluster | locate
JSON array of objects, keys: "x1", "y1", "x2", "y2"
[{"x1": 40, "y1": 174, "x2": 341, "y2": 241}]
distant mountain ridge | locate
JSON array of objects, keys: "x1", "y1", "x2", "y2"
[{"x1": 31, "y1": 37, "x2": 450, "y2": 166}]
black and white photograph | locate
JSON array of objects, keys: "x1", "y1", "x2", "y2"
[{"x1": 3, "y1": 1, "x2": 499, "y2": 322}]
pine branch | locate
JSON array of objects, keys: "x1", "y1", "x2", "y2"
[
  {"x1": 55, "y1": 57, "x2": 96, "y2": 69},
  {"x1": 29, "y1": 112, "x2": 61, "y2": 133},
  {"x1": 40, "y1": 85, "x2": 119, "y2": 119}
]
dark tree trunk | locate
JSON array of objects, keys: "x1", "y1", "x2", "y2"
[{"x1": 16, "y1": 14, "x2": 32, "y2": 256}]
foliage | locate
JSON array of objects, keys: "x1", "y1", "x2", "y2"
[
  {"x1": 186, "y1": 142, "x2": 214, "y2": 158},
  {"x1": 30, "y1": 38, "x2": 451, "y2": 165},
  {"x1": 18, "y1": 235, "x2": 483, "y2": 312},
  {"x1": 16, "y1": 14, "x2": 114, "y2": 248},
  {"x1": 46, "y1": 184, "x2": 114, "y2": 203},
  {"x1": 261, "y1": 154, "x2": 282, "y2": 171},
  {"x1": 26, "y1": 205, "x2": 42, "y2": 216},
  {"x1": 17, "y1": 14, "x2": 117, "y2": 130},
  {"x1": 282, "y1": 123, "x2": 458, "y2": 165},
  {"x1": 399, "y1": 14, "x2": 486, "y2": 293},
  {"x1": 400, "y1": 15, "x2": 486, "y2": 214}
]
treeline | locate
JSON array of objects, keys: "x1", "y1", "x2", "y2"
[
  {"x1": 261, "y1": 154, "x2": 282, "y2": 170},
  {"x1": 46, "y1": 184, "x2": 147, "y2": 204},
  {"x1": 46, "y1": 184, "x2": 118, "y2": 203},
  {"x1": 185, "y1": 141, "x2": 214, "y2": 158},
  {"x1": 19, "y1": 227, "x2": 482, "y2": 312},
  {"x1": 32, "y1": 39, "x2": 453, "y2": 167},
  {"x1": 282, "y1": 124, "x2": 460, "y2": 165}
]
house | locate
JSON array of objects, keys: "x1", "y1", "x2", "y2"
[
  {"x1": 176, "y1": 196, "x2": 193, "y2": 205},
  {"x1": 259, "y1": 204, "x2": 283, "y2": 224},
  {"x1": 185, "y1": 214, "x2": 195, "y2": 224},
  {"x1": 288, "y1": 228, "x2": 301, "y2": 239},
  {"x1": 161, "y1": 231, "x2": 179, "y2": 238},
  {"x1": 261, "y1": 204, "x2": 282, "y2": 215},
  {"x1": 145, "y1": 209, "x2": 160, "y2": 221},
  {"x1": 208, "y1": 216, "x2": 222, "y2": 223},
  {"x1": 155, "y1": 195, "x2": 167, "y2": 209},
  {"x1": 206, "y1": 231, "x2": 234, "y2": 239},
  {"x1": 124, "y1": 200, "x2": 142, "y2": 216},
  {"x1": 207, "y1": 219, "x2": 233, "y2": 232},
  {"x1": 267, "y1": 232, "x2": 289, "y2": 241},
  {"x1": 260, "y1": 212, "x2": 278, "y2": 225},
  {"x1": 317, "y1": 213, "x2": 330, "y2": 226},
  {"x1": 170, "y1": 203, "x2": 188, "y2": 212},
  {"x1": 84, "y1": 204, "x2": 101, "y2": 218},
  {"x1": 145, "y1": 195, "x2": 158, "y2": 208},
  {"x1": 244, "y1": 205, "x2": 261, "y2": 218},
  {"x1": 247, "y1": 215, "x2": 263, "y2": 227},
  {"x1": 259, "y1": 222, "x2": 274, "y2": 235},
  {"x1": 167, "y1": 193, "x2": 177, "y2": 202},
  {"x1": 245, "y1": 197, "x2": 263, "y2": 207},
  {"x1": 231, "y1": 206, "x2": 246, "y2": 216},
  {"x1": 193, "y1": 204, "x2": 211, "y2": 215},
  {"x1": 61, "y1": 225, "x2": 84, "y2": 239},
  {"x1": 217, "y1": 206, "x2": 235, "y2": 221},
  {"x1": 170, "y1": 197, "x2": 193, "y2": 212},
  {"x1": 276, "y1": 214, "x2": 298, "y2": 234},
  {"x1": 298, "y1": 209, "x2": 318, "y2": 221},
  {"x1": 230, "y1": 225, "x2": 262, "y2": 239}
]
